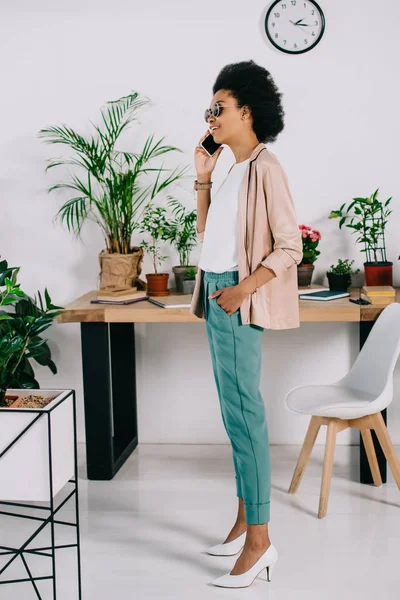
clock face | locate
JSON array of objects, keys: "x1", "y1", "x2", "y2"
[{"x1": 265, "y1": 0, "x2": 325, "y2": 54}]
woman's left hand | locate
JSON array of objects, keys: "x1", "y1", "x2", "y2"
[{"x1": 208, "y1": 284, "x2": 247, "y2": 316}]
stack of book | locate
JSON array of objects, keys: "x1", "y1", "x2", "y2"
[
  {"x1": 361, "y1": 286, "x2": 396, "y2": 306},
  {"x1": 91, "y1": 286, "x2": 149, "y2": 305}
]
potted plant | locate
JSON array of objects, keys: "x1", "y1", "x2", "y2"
[
  {"x1": 163, "y1": 196, "x2": 198, "y2": 293},
  {"x1": 326, "y1": 259, "x2": 360, "y2": 291},
  {"x1": 39, "y1": 92, "x2": 189, "y2": 290},
  {"x1": 182, "y1": 266, "x2": 198, "y2": 295},
  {"x1": 297, "y1": 224, "x2": 322, "y2": 287},
  {"x1": 0, "y1": 259, "x2": 74, "y2": 502},
  {"x1": 0, "y1": 258, "x2": 62, "y2": 407},
  {"x1": 139, "y1": 204, "x2": 170, "y2": 296},
  {"x1": 329, "y1": 188, "x2": 394, "y2": 286}
]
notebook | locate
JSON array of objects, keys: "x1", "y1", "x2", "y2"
[
  {"x1": 148, "y1": 294, "x2": 193, "y2": 309},
  {"x1": 90, "y1": 296, "x2": 149, "y2": 305},
  {"x1": 299, "y1": 290, "x2": 350, "y2": 301}
]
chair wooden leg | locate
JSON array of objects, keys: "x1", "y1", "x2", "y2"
[
  {"x1": 289, "y1": 416, "x2": 321, "y2": 494},
  {"x1": 370, "y1": 412, "x2": 400, "y2": 490},
  {"x1": 318, "y1": 419, "x2": 338, "y2": 518},
  {"x1": 360, "y1": 428, "x2": 383, "y2": 486}
]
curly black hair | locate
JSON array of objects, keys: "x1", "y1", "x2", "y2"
[{"x1": 212, "y1": 60, "x2": 285, "y2": 144}]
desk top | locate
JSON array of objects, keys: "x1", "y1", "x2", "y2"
[{"x1": 56, "y1": 287, "x2": 400, "y2": 324}]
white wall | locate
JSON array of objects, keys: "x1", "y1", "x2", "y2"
[{"x1": 1, "y1": 0, "x2": 400, "y2": 445}]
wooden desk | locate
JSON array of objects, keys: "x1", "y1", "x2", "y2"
[{"x1": 58, "y1": 287, "x2": 400, "y2": 484}]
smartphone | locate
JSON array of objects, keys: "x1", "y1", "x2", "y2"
[{"x1": 201, "y1": 133, "x2": 222, "y2": 157}]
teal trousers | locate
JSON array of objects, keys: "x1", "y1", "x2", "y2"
[{"x1": 202, "y1": 270, "x2": 271, "y2": 524}]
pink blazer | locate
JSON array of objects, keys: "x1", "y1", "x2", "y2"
[{"x1": 190, "y1": 143, "x2": 303, "y2": 329}]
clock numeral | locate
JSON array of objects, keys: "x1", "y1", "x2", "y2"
[
  {"x1": 294, "y1": 43, "x2": 298, "y2": 48},
  {"x1": 315, "y1": 20, "x2": 318, "y2": 25},
  {"x1": 274, "y1": 12, "x2": 280, "y2": 17},
  {"x1": 281, "y1": 3, "x2": 286, "y2": 8},
  {"x1": 312, "y1": 31, "x2": 315, "y2": 36},
  {"x1": 312, "y1": 9, "x2": 315, "y2": 14},
  {"x1": 272, "y1": 22, "x2": 275, "y2": 27},
  {"x1": 283, "y1": 39, "x2": 287, "y2": 45},
  {"x1": 291, "y1": 0, "x2": 296, "y2": 4},
  {"x1": 304, "y1": 39, "x2": 308, "y2": 44},
  {"x1": 303, "y1": 2, "x2": 306, "y2": 7},
  {"x1": 275, "y1": 33, "x2": 279, "y2": 38}
]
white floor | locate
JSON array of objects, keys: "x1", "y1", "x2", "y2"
[{"x1": 1, "y1": 443, "x2": 399, "y2": 599}]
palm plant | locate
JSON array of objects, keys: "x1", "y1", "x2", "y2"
[
  {"x1": 0, "y1": 258, "x2": 62, "y2": 407},
  {"x1": 164, "y1": 195, "x2": 197, "y2": 266},
  {"x1": 38, "y1": 92, "x2": 189, "y2": 254}
]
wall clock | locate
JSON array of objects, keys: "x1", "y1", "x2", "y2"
[{"x1": 265, "y1": 0, "x2": 325, "y2": 54}]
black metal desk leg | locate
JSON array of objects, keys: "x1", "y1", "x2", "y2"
[
  {"x1": 359, "y1": 320, "x2": 387, "y2": 484},
  {"x1": 81, "y1": 323, "x2": 138, "y2": 480}
]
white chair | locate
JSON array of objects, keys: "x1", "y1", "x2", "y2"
[{"x1": 285, "y1": 302, "x2": 400, "y2": 518}]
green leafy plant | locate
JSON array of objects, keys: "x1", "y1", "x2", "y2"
[
  {"x1": 163, "y1": 196, "x2": 198, "y2": 266},
  {"x1": 329, "y1": 189, "x2": 393, "y2": 263},
  {"x1": 327, "y1": 259, "x2": 360, "y2": 276},
  {"x1": 183, "y1": 266, "x2": 197, "y2": 281},
  {"x1": 0, "y1": 259, "x2": 63, "y2": 407},
  {"x1": 39, "y1": 92, "x2": 189, "y2": 254},
  {"x1": 139, "y1": 205, "x2": 170, "y2": 274}
]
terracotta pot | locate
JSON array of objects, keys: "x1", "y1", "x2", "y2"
[
  {"x1": 146, "y1": 273, "x2": 170, "y2": 296},
  {"x1": 98, "y1": 247, "x2": 145, "y2": 290},
  {"x1": 297, "y1": 264, "x2": 315, "y2": 287},
  {"x1": 364, "y1": 262, "x2": 393, "y2": 286},
  {"x1": 2, "y1": 394, "x2": 23, "y2": 408}
]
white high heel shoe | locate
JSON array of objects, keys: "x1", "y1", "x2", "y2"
[
  {"x1": 211, "y1": 543, "x2": 278, "y2": 588},
  {"x1": 204, "y1": 531, "x2": 246, "y2": 556}
]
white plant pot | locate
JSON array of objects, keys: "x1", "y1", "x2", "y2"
[{"x1": 0, "y1": 389, "x2": 75, "y2": 502}]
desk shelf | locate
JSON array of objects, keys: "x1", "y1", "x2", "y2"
[{"x1": 58, "y1": 288, "x2": 400, "y2": 485}]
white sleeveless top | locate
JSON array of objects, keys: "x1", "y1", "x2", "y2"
[{"x1": 198, "y1": 158, "x2": 250, "y2": 273}]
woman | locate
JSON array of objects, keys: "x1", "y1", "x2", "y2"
[{"x1": 190, "y1": 60, "x2": 303, "y2": 588}]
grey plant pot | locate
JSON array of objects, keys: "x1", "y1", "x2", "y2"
[
  {"x1": 182, "y1": 279, "x2": 196, "y2": 295},
  {"x1": 172, "y1": 265, "x2": 197, "y2": 293}
]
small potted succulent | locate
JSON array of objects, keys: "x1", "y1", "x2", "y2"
[
  {"x1": 326, "y1": 259, "x2": 360, "y2": 291},
  {"x1": 297, "y1": 224, "x2": 322, "y2": 287},
  {"x1": 182, "y1": 266, "x2": 197, "y2": 295},
  {"x1": 164, "y1": 196, "x2": 198, "y2": 293},
  {"x1": 139, "y1": 204, "x2": 170, "y2": 296},
  {"x1": 329, "y1": 188, "x2": 394, "y2": 286}
]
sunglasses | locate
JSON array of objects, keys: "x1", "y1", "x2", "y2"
[{"x1": 204, "y1": 102, "x2": 237, "y2": 122}]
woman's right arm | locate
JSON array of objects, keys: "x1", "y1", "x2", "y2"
[{"x1": 194, "y1": 131, "x2": 224, "y2": 242}]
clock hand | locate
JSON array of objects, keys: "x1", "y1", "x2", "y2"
[{"x1": 290, "y1": 18, "x2": 311, "y2": 27}]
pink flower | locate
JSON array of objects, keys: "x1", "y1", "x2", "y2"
[{"x1": 302, "y1": 230, "x2": 308, "y2": 238}]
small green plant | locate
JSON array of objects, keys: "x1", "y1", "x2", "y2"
[
  {"x1": 139, "y1": 205, "x2": 170, "y2": 274},
  {"x1": 329, "y1": 188, "x2": 393, "y2": 263},
  {"x1": 328, "y1": 259, "x2": 360, "y2": 276},
  {"x1": 0, "y1": 258, "x2": 63, "y2": 407},
  {"x1": 183, "y1": 266, "x2": 197, "y2": 281},
  {"x1": 164, "y1": 196, "x2": 198, "y2": 266}
]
